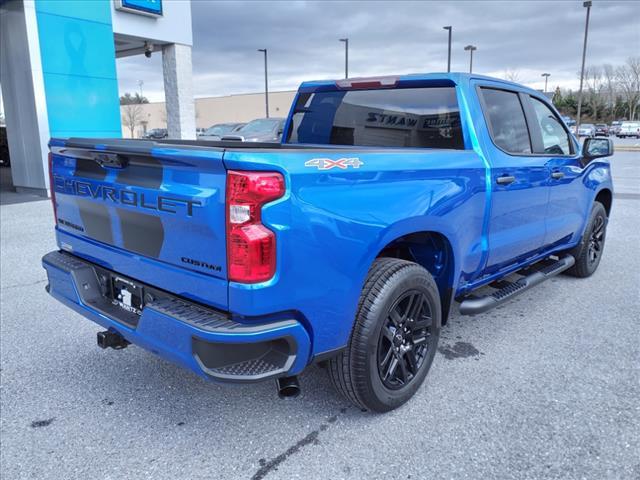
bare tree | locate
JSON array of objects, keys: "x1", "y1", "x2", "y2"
[
  {"x1": 616, "y1": 57, "x2": 640, "y2": 120},
  {"x1": 122, "y1": 104, "x2": 143, "y2": 138},
  {"x1": 602, "y1": 64, "x2": 617, "y2": 120},
  {"x1": 503, "y1": 68, "x2": 521, "y2": 82},
  {"x1": 584, "y1": 65, "x2": 605, "y2": 120}
]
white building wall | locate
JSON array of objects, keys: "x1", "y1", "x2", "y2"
[
  {"x1": 111, "y1": 0, "x2": 192, "y2": 46},
  {"x1": 111, "y1": 0, "x2": 194, "y2": 139}
]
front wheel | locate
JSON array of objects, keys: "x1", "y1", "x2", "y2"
[
  {"x1": 328, "y1": 258, "x2": 441, "y2": 412},
  {"x1": 564, "y1": 201, "x2": 608, "y2": 278}
]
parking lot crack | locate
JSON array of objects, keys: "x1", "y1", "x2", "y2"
[{"x1": 251, "y1": 409, "x2": 345, "y2": 480}]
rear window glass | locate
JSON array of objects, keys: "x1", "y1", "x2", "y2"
[
  {"x1": 480, "y1": 88, "x2": 531, "y2": 154},
  {"x1": 286, "y1": 87, "x2": 464, "y2": 149}
]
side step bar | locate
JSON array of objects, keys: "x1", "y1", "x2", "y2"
[{"x1": 459, "y1": 255, "x2": 575, "y2": 316}]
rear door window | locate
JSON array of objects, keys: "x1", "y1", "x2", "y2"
[
  {"x1": 480, "y1": 88, "x2": 532, "y2": 154},
  {"x1": 286, "y1": 87, "x2": 464, "y2": 149}
]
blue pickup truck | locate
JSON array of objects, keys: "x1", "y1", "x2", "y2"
[{"x1": 43, "y1": 73, "x2": 614, "y2": 412}]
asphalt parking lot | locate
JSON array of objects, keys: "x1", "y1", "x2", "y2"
[{"x1": 1, "y1": 151, "x2": 639, "y2": 480}]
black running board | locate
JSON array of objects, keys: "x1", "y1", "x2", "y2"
[{"x1": 459, "y1": 255, "x2": 575, "y2": 315}]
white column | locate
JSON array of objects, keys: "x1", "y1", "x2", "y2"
[
  {"x1": 0, "y1": 0, "x2": 51, "y2": 197},
  {"x1": 162, "y1": 43, "x2": 195, "y2": 140}
]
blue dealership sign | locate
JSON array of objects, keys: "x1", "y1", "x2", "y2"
[{"x1": 114, "y1": 0, "x2": 163, "y2": 17}]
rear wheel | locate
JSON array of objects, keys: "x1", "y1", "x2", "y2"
[
  {"x1": 328, "y1": 258, "x2": 440, "y2": 412},
  {"x1": 565, "y1": 201, "x2": 608, "y2": 278}
]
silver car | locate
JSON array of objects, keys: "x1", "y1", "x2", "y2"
[
  {"x1": 577, "y1": 123, "x2": 595, "y2": 137},
  {"x1": 199, "y1": 123, "x2": 245, "y2": 141},
  {"x1": 221, "y1": 118, "x2": 285, "y2": 143}
]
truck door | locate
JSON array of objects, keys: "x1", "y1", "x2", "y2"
[
  {"x1": 476, "y1": 86, "x2": 549, "y2": 272},
  {"x1": 523, "y1": 94, "x2": 588, "y2": 248}
]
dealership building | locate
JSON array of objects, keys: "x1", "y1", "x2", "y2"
[
  {"x1": 121, "y1": 90, "x2": 296, "y2": 138},
  {"x1": 0, "y1": 0, "x2": 195, "y2": 197}
]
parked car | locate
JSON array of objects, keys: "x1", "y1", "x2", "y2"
[
  {"x1": 43, "y1": 73, "x2": 614, "y2": 412},
  {"x1": 561, "y1": 116, "x2": 576, "y2": 128},
  {"x1": 577, "y1": 123, "x2": 595, "y2": 137},
  {"x1": 609, "y1": 121, "x2": 623, "y2": 136},
  {"x1": 199, "y1": 123, "x2": 245, "y2": 141},
  {"x1": 221, "y1": 118, "x2": 285, "y2": 142},
  {"x1": 594, "y1": 124, "x2": 609, "y2": 137},
  {"x1": 617, "y1": 121, "x2": 640, "y2": 138},
  {"x1": 143, "y1": 128, "x2": 168, "y2": 139},
  {"x1": 196, "y1": 128, "x2": 207, "y2": 137}
]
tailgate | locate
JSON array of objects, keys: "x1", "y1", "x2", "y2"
[{"x1": 49, "y1": 138, "x2": 228, "y2": 309}]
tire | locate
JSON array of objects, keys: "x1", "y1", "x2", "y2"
[
  {"x1": 328, "y1": 258, "x2": 441, "y2": 412},
  {"x1": 564, "y1": 201, "x2": 608, "y2": 278}
]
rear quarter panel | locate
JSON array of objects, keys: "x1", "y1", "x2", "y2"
[{"x1": 223, "y1": 148, "x2": 487, "y2": 355}]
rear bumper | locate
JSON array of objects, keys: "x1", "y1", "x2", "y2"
[{"x1": 42, "y1": 251, "x2": 311, "y2": 382}]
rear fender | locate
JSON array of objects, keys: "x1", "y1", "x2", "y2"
[
  {"x1": 370, "y1": 217, "x2": 460, "y2": 286},
  {"x1": 366, "y1": 218, "x2": 460, "y2": 324}
]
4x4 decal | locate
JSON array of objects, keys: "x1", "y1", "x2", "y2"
[{"x1": 304, "y1": 157, "x2": 363, "y2": 170}]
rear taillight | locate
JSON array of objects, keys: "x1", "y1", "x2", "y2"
[
  {"x1": 48, "y1": 152, "x2": 58, "y2": 224},
  {"x1": 226, "y1": 170, "x2": 285, "y2": 283}
]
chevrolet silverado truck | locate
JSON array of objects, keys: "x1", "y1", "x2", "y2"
[{"x1": 42, "y1": 73, "x2": 614, "y2": 412}]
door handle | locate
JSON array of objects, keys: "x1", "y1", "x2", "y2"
[
  {"x1": 496, "y1": 175, "x2": 516, "y2": 185},
  {"x1": 551, "y1": 171, "x2": 565, "y2": 180}
]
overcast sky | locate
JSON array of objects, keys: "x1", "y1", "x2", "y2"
[{"x1": 116, "y1": 0, "x2": 640, "y2": 103}]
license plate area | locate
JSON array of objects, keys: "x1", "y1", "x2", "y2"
[{"x1": 110, "y1": 276, "x2": 144, "y2": 316}]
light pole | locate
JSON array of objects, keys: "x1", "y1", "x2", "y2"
[
  {"x1": 339, "y1": 38, "x2": 349, "y2": 78},
  {"x1": 541, "y1": 73, "x2": 551, "y2": 93},
  {"x1": 576, "y1": 1, "x2": 592, "y2": 132},
  {"x1": 443, "y1": 26, "x2": 452, "y2": 73},
  {"x1": 464, "y1": 45, "x2": 477, "y2": 73},
  {"x1": 257, "y1": 49, "x2": 269, "y2": 118}
]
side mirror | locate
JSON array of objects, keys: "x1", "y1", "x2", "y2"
[{"x1": 583, "y1": 137, "x2": 614, "y2": 161}]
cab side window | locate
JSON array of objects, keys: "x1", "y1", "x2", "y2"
[
  {"x1": 529, "y1": 97, "x2": 572, "y2": 155},
  {"x1": 480, "y1": 88, "x2": 532, "y2": 154}
]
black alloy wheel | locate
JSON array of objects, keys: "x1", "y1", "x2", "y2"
[
  {"x1": 328, "y1": 258, "x2": 441, "y2": 412},
  {"x1": 377, "y1": 290, "x2": 433, "y2": 390},
  {"x1": 587, "y1": 215, "x2": 605, "y2": 266},
  {"x1": 565, "y1": 201, "x2": 608, "y2": 278}
]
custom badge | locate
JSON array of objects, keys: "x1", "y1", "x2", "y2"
[{"x1": 304, "y1": 157, "x2": 363, "y2": 170}]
